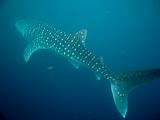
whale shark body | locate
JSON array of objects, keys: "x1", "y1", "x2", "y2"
[{"x1": 15, "y1": 20, "x2": 160, "y2": 118}]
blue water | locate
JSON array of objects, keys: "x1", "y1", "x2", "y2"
[{"x1": 0, "y1": 0, "x2": 160, "y2": 120}]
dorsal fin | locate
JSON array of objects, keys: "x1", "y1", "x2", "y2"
[{"x1": 74, "y1": 29, "x2": 87, "y2": 46}]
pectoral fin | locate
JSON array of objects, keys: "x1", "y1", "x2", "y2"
[{"x1": 24, "y1": 43, "x2": 40, "y2": 62}]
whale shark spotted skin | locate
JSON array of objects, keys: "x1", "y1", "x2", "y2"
[
  {"x1": 15, "y1": 20, "x2": 113, "y2": 80},
  {"x1": 15, "y1": 20, "x2": 160, "y2": 118}
]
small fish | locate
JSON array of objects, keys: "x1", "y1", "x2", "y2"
[{"x1": 47, "y1": 65, "x2": 54, "y2": 71}]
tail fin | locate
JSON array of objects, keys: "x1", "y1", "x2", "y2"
[{"x1": 111, "y1": 69, "x2": 160, "y2": 118}]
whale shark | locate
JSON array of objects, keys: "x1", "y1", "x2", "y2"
[{"x1": 15, "y1": 20, "x2": 160, "y2": 118}]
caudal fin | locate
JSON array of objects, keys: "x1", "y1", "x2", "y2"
[{"x1": 111, "y1": 69, "x2": 160, "y2": 118}]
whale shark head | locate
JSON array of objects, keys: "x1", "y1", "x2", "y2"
[{"x1": 15, "y1": 20, "x2": 31, "y2": 36}]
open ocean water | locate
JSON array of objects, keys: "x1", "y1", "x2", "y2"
[{"x1": 0, "y1": 0, "x2": 160, "y2": 120}]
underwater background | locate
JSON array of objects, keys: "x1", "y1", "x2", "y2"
[{"x1": 0, "y1": 0, "x2": 160, "y2": 120}]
